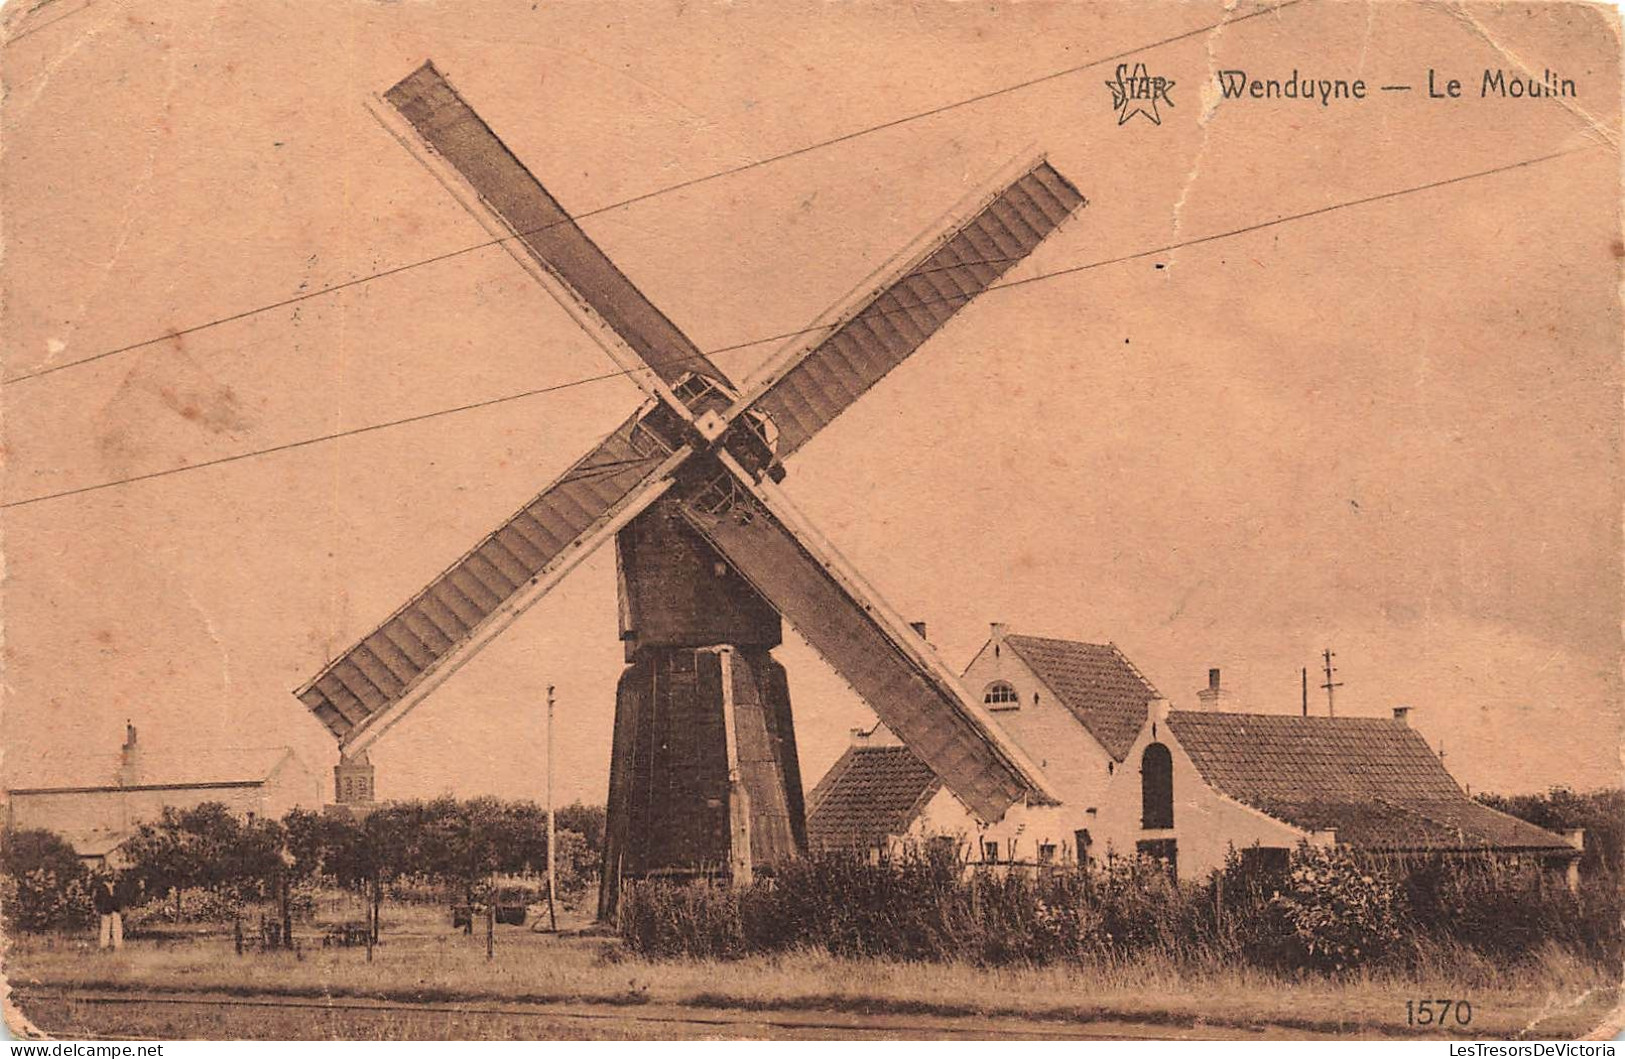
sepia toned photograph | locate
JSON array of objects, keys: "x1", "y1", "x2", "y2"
[{"x1": 0, "y1": 0, "x2": 1620, "y2": 1043}]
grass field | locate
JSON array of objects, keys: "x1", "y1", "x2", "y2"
[{"x1": 5, "y1": 905, "x2": 1619, "y2": 1040}]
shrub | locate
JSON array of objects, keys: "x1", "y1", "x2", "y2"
[
  {"x1": 1399, "y1": 853, "x2": 1622, "y2": 968},
  {"x1": 1270, "y1": 846, "x2": 1408, "y2": 972},
  {"x1": 0, "y1": 829, "x2": 94, "y2": 933},
  {"x1": 125, "y1": 885, "x2": 246, "y2": 929},
  {"x1": 620, "y1": 879, "x2": 747, "y2": 959}
]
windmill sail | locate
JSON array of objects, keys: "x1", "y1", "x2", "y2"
[
  {"x1": 383, "y1": 61, "x2": 730, "y2": 391},
  {"x1": 744, "y1": 160, "x2": 1084, "y2": 457},
  {"x1": 675, "y1": 455, "x2": 1056, "y2": 821},
  {"x1": 298, "y1": 413, "x2": 686, "y2": 743}
]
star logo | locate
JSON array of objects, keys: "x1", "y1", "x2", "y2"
[{"x1": 1106, "y1": 62, "x2": 1175, "y2": 126}]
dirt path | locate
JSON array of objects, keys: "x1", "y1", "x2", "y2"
[{"x1": 14, "y1": 988, "x2": 1370, "y2": 1041}]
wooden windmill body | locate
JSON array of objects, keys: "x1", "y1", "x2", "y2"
[{"x1": 295, "y1": 62, "x2": 1084, "y2": 916}]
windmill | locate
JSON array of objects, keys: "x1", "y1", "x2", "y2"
[{"x1": 296, "y1": 61, "x2": 1084, "y2": 916}]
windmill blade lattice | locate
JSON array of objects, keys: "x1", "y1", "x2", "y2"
[
  {"x1": 384, "y1": 61, "x2": 731, "y2": 393},
  {"x1": 744, "y1": 160, "x2": 1084, "y2": 458},
  {"x1": 297, "y1": 411, "x2": 686, "y2": 742}
]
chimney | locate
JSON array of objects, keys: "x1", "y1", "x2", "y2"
[
  {"x1": 1196, "y1": 668, "x2": 1232, "y2": 711},
  {"x1": 909, "y1": 621, "x2": 928, "y2": 641},
  {"x1": 1392, "y1": 706, "x2": 1412, "y2": 726},
  {"x1": 118, "y1": 721, "x2": 141, "y2": 786},
  {"x1": 990, "y1": 622, "x2": 1008, "y2": 640}
]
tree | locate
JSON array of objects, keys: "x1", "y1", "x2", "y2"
[
  {"x1": 555, "y1": 803, "x2": 606, "y2": 856},
  {"x1": 1477, "y1": 787, "x2": 1625, "y2": 877},
  {"x1": 220, "y1": 817, "x2": 289, "y2": 949},
  {"x1": 0, "y1": 829, "x2": 91, "y2": 932},
  {"x1": 280, "y1": 808, "x2": 349, "y2": 948},
  {"x1": 124, "y1": 806, "x2": 206, "y2": 921},
  {"x1": 325, "y1": 805, "x2": 413, "y2": 958},
  {"x1": 283, "y1": 808, "x2": 343, "y2": 880},
  {"x1": 558, "y1": 829, "x2": 598, "y2": 896},
  {"x1": 123, "y1": 803, "x2": 284, "y2": 938}
]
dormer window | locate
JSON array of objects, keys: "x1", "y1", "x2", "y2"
[{"x1": 983, "y1": 681, "x2": 1019, "y2": 709}]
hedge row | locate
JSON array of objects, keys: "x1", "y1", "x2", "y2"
[{"x1": 620, "y1": 843, "x2": 1621, "y2": 974}]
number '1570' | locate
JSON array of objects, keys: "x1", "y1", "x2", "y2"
[{"x1": 1407, "y1": 999, "x2": 1473, "y2": 1026}]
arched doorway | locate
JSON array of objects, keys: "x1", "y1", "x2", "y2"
[{"x1": 1141, "y1": 743, "x2": 1173, "y2": 829}]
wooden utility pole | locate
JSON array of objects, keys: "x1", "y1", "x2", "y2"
[
  {"x1": 1320, "y1": 648, "x2": 1343, "y2": 717},
  {"x1": 1301, "y1": 667, "x2": 1308, "y2": 717},
  {"x1": 546, "y1": 684, "x2": 558, "y2": 933}
]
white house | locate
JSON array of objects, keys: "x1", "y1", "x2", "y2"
[
  {"x1": 5, "y1": 724, "x2": 322, "y2": 866},
  {"x1": 807, "y1": 627, "x2": 1583, "y2": 884},
  {"x1": 808, "y1": 624, "x2": 1159, "y2": 865},
  {"x1": 1091, "y1": 699, "x2": 1585, "y2": 883}
]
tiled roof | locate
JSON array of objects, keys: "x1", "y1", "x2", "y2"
[
  {"x1": 1002, "y1": 636, "x2": 1159, "y2": 761},
  {"x1": 806, "y1": 745, "x2": 941, "y2": 850},
  {"x1": 7, "y1": 747, "x2": 293, "y2": 793},
  {"x1": 1168, "y1": 712, "x2": 1576, "y2": 853}
]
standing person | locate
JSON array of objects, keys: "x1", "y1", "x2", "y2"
[
  {"x1": 109, "y1": 870, "x2": 138, "y2": 949},
  {"x1": 92, "y1": 871, "x2": 119, "y2": 950}
]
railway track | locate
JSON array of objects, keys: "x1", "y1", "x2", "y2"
[{"x1": 13, "y1": 987, "x2": 1282, "y2": 1041}]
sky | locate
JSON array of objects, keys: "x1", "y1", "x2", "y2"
[{"x1": 2, "y1": 0, "x2": 1619, "y2": 809}]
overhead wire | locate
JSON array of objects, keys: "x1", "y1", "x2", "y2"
[
  {"x1": 1, "y1": 142, "x2": 1594, "y2": 512},
  {"x1": 1, "y1": 0, "x2": 1306, "y2": 387}
]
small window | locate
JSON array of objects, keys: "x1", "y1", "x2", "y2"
[
  {"x1": 1074, "y1": 828, "x2": 1093, "y2": 863},
  {"x1": 983, "y1": 681, "x2": 1019, "y2": 709},
  {"x1": 1037, "y1": 843, "x2": 1057, "y2": 865},
  {"x1": 1239, "y1": 846, "x2": 1290, "y2": 875},
  {"x1": 982, "y1": 840, "x2": 1000, "y2": 863},
  {"x1": 1137, "y1": 838, "x2": 1178, "y2": 882}
]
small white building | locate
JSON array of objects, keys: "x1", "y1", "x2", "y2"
[
  {"x1": 808, "y1": 624, "x2": 1159, "y2": 865},
  {"x1": 4, "y1": 724, "x2": 321, "y2": 865},
  {"x1": 1092, "y1": 699, "x2": 1585, "y2": 882}
]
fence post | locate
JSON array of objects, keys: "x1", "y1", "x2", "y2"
[{"x1": 281, "y1": 874, "x2": 294, "y2": 950}]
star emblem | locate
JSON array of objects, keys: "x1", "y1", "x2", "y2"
[{"x1": 1107, "y1": 62, "x2": 1175, "y2": 126}]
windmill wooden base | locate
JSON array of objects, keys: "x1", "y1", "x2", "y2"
[
  {"x1": 598, "y1": 499, "x2": 806, "y2": 920},
  {"x1": 598, "y1": 645, "x2": 805, "y2": 920}
]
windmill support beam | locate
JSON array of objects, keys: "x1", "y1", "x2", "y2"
[
  {"x1": 680, "y1": 449, "x2": 1059, "y2": 819},
  {"x1": 708, "y1": 645, "x2": 754, "y2": 887}
]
